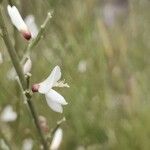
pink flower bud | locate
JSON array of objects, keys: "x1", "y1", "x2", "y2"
[
  {"x1": 24, "y1": 15, "x2": 39, "y2": 39},
  {"x1": 32, "y1": 84, "x2": 39, "y2": 92},
  {"x1": 21, "y1": 30, "x2": 32, "y2": 40}
]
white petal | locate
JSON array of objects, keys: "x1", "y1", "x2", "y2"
[
  {"x1": 22, "y1": 138, "x2": 33, "y2": 150},
  {"x1": 45, "y1": 98, "x2": 63, "y2": 113},
  {"x1": 38, "y1": 66, "x2": 61, "y2": 94},
  {"x1": 23, "y1": 57, "x2": 32, "y2": 74},
  {"x1": 45, "y1": 89, "x2": 68, "y2": 105},
  {"x1": 0, "y1": 105, "x2": 17, "y2": 122},
  {"x1": 50, "y1": 128, "x2": 63, "y2": 150},
  {"x1": 7, "y1": 67, "x2": 17, "y2": 80},
  {"x1": 78, "y1": 60, "x2": 87, "y2": 73},
  {"x1": 7, "y1": 5, "x2": 28, "y2": 31},
  {"x1": 24, "y1": 15, "x2": 39, "y2": 38}
]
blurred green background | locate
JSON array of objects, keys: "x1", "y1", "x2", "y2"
[{"x1": 0, "y1": 0, "x2": 150, "y2": 149}]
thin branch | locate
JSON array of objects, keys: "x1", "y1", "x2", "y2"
[
  {"x1": 46, "y1": 117, "x2": 66, "y2": 144},
  {"x1": 51, "y1": 117, "x2": 66, "y2": 136},
  {"x1": 0, "y1": 8, "x2": 26, "y2": 89},
  {"x1": 8, "y1": 0, "x2": 13, "y2": 6},
  {"x1": 0, "y1": 5, "x2": 48, "y2": 150},
  {"x1": 21, "y1": 11, "x2": 52, "y2": 64}
]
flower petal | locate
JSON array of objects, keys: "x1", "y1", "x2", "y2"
[
  {"x1": 50, "y1": 128, "x2": 63, "y2": 150},
  {"x1": 0, "y1": 105, "x2": 17, "y2": 122},
  {"x1": 38, "y1": 66, "x2": 61, "y2": 94},
  {"x1": 23, "y1": 57, "x2": 32, "y2": 74},
  {"x1": 45, "y1": 89, "x2": 68, "y2": 105},
  {"x1": 24, "y1": 15, "x2": 39, "y2": 38},
  {"x1": 45, "y1": 97, "x2": 63, "y2": 113},
  {"x1": 7, "y1": 5, "x2": 28, "y2": 31}
]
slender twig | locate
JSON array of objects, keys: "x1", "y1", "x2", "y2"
[
  {"x1": 8, "y1": 0, "x2": 13, "y2": 6},
  {"x1": 46, "y1": 117, "x2": 65, "y2": 146},
  {"x1": 0, "y1": 5, "x2": 48, "y2": 150},
  {"x1": 0, "y1": 9, "x2": 26, "y2": 89},
  {"x1": 47, "y1": 117, "x2": 65, "y2": 147},
  {"x1": 51, "y1": 117, "x2": 66, "y2": 136},
  {"x1": 21, "y1": 11, "x2": 52, "y2": 64},
  {"x1": 25, "y1": 73, "x2": 31, "y2": 90}
]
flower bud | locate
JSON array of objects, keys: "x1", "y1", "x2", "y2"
[
  {"x1": 32, "y1": 84, "x2": 39, "y2": 92},
  {"x1": 7, "y1": 5, "x2": 32, "y2": 40},
  {"x1": 21, "y1": 30, "x2": 32, "y2": 40},
  {"x1": 38, "y1": 115, "x2": 49, "y2": 133},
  {"x1": 0, "y1": 105, "x2": 17, "y2": 122},
  {"x1": 23, "y1": 57, "x2": 32, "y2": 74},
  {"x1": 50, "y1": 128, "x2": 63, "y2": 150},
  {"x1": 24, "y1": 15, "x2": 39, "y2": 39},
  {"x1": 22, "y1": 138, "x2": 33, "y2": 150}
]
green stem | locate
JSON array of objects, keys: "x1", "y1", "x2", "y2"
[
  {"x1": 8, "y1": 0, "x2": 13, "y2": 6},
  {"x1": 21, "y1": 11, "x2": 52, "y2": 64},
  {"x1": 51, "y1": 117, "x2": 66, "y2": 136},
  {"x1": 0, "y1": 5, "x2": 48, "y2": 150},
  {"x1": 0, "y1": 8, "x2": 26, "y2": 89},
  {"x1": 47, "y1": 117, "x2": 65, "y2": 146}
]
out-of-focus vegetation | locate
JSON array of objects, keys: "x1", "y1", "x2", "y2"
[{"x1": 0, "y1": 0, "x2": 150, "y2": 149}]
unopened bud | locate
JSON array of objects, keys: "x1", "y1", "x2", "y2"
[
  {"x1": 50, "y1": 128, "x2": 63, "y2": 150},
  {"x1": 32, "y1": 84, "x2": 39, "y2": 92},
  {"x1": 38, "y1": 115, "x2": 49, "y2": 133},
  {"x1": 21, "y1": 30, "x2": 32, "y2": 40},
  {"x1": 24, "y1": 15, "x2": 39, "y2": 39},
  {"x1": 7, "y1": 5, "x2": 32, "y2": 41},
  {"x1": 23, "y1": 57, "x2": 32, "y2": 74}
]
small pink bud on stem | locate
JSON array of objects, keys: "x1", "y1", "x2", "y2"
[
  {"x1": 32, "y1": 84, "x2": 39, "y2": 92},
  {"x1": 21, "y1": 30, "x2": 32, "y2": 40}
]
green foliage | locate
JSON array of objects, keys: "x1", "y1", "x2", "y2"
[{"x1": 0, "y1": 0, "x2": 150, "y2": 149}]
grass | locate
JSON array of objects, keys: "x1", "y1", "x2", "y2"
[{"x1": 0, "y1": 0, "x2": 150, "y2": 149}]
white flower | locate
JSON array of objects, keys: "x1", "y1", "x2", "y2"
[
  {"x1": 23, "y1": 57, "x2": 32, "y2": 74},
  {"x1": 25, "y1": 15, "x2": 38, "y2": 38},
  {"x1": 0, "y1": 105, "x2": 17, "y2": 122},
  {"x1": 7, "y1": 67, "x2": 16, "y2": 80},
  {"x1": 32, "y1": 66, "x2": 68, "y2": 113},
  {"x1": 22, "y1": 138, "x2": 33, "y2": 150},
  {"x1": 50, "y1": 128, "x2": 63, "y2": 150},
  {"x1": 78, "y1": 60, "x2": 87, "y2": 73},
  {"x1": 7, "y1": 5, "x2": 31, "y2": 40}
]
